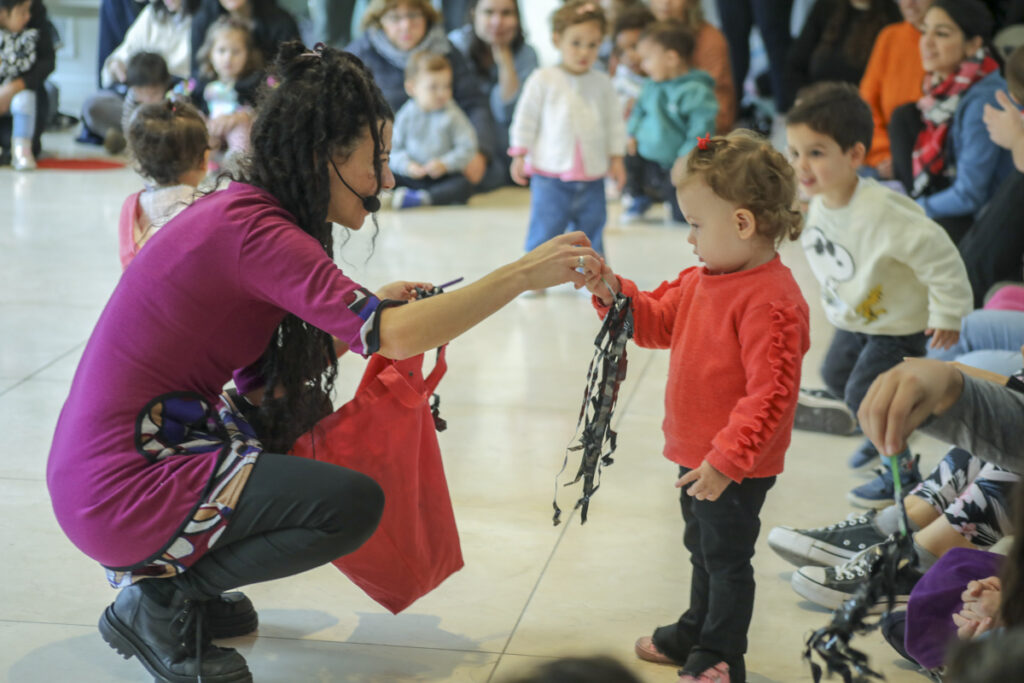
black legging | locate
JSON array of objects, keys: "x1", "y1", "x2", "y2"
[
  {"x1": 888, "y1": 101, "x2": 974, "y2": 243},
  {"x1": 170, "y1": 453, "x2": 384, "y2": 600},
  {"x1": 958, "y1": 171, "x2": 1024, "y2": 306}
]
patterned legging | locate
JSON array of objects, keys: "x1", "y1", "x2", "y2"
[{"x1": 910, "y1": 447, "x2": 1019, "y2": 547}]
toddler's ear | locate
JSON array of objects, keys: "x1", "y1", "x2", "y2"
[
  {"x1": 403, "y1": 80, "x2": 416, "y2": 99},
  {"x1": 735, "y1": 208, "x2": 757, "y2": 240}
]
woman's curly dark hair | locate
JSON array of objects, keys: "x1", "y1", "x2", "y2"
[{"x1": 238, "y1": 42, "x2": 393, "y2": 452}]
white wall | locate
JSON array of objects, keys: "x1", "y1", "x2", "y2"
[{"x1": 48, "y1": 1, "x2": 102, "y2": 115}]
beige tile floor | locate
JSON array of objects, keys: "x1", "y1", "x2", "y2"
[{"x1": 0, "y1": 132, "x2": 945, "y2": 682}]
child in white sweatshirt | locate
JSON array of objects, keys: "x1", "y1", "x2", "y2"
[{"x1": 786, "y1": 83, "x2": 973, "y2": 505}]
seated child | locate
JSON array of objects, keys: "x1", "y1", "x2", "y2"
[
  {"x1": 786, "y1": 82, "x2": 973, "y2": 504},
  {"x1": 106, "y1": 51, "x2": 174, "y2": 155},
  {"x1": 0, "y1": 0, "x2": 39, "y2": 170},
  {"x1": 610, "y1": 5, "x2": 654, "y2": 121},
  {"x1": 184, "y1": 16, "x2": 264, "y2": 163},
  {"x1": 586, "y1": 130, "x2": 810, "y2": 683},
  {"x1": 622, "y1": 20, "x2": 718, "y2": 224},
  {"x1": 119, "y1": 99, "x2": 209, "y2": 269},
  {"x1": 390, "y1": 50, "x2": 478, "y2": 209}
]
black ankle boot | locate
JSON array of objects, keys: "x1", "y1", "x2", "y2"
[
  {"x1": 99, "y1": 583, "x2": 253, "y2": 682},
  {"x1": 206, "y1": 592, "x2": 258, "y2": 639}
]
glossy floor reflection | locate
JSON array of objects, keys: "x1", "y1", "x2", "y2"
[{"x1": 1, "y1": 132, "x2": 943, "y2": 682}]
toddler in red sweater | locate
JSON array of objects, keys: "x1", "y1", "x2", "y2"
[{"x1": 585, "y1": 130, "x2": 811, "y2": 683}]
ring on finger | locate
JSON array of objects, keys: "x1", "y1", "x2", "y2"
[{"x1": 577, "y1": 255, "x2": 585, "y2": 269}]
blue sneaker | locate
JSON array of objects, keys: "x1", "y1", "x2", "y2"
[
  {"x1": 847, "y1": 438, "x2": 879, "y2": 470},
  {"x1": 621, "y1": 194, "x2": 653, "y2": 224},
  {"x1": 393, "y1": 188, "x2": 430, "y2": 209},
  {"x1": 848, "y1": 454, "x2": 922, "y2": 509}
]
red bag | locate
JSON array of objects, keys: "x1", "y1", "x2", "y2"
[{"x1": 290, "y1": 347, "x2": 463, "y2": 613}]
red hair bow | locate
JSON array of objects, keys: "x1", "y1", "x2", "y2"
[{"x1": 697, "y1": 133, "x2": 711, "y2": 151}]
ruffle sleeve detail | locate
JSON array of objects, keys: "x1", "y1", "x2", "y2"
[{"x1": 705, "y1": 302, "x2": 809, "y2": 482}]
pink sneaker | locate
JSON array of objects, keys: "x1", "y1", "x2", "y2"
[
  {"x1": 633, "y1": 636, "x2": 677, "y2": 665},
  {"x1": 678, "y1": 661, "x2": 730, "y2": 682}
]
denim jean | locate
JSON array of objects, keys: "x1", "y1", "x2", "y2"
[
  {"x1": 926, "y1": 309, "x2": 1024, "y2": 375},
  {"x1": 822, "y1": 329, "x2": 928, "y2": 413},
  {"x1": 525, "y1": 175, "x2": 606, "y2": 255},
  {"x1": 11, "y1": 90, "x2": 36, "y2": 140},
  {"x1": 624, "y1": 154, "x2": 684, "y2": 222},
  {"x1": 714, "y1": 0, "x2": 794, "y2": 112}
]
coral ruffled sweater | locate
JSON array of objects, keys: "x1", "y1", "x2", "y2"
[
  {"x1": 859, "y1": 21, "x2": 925, "y2": 167},
  {"x1": 595, "y1": 257, "x2": 810, "y2": 482}
]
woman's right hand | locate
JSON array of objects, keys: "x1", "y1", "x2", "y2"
[{"x1": 515, "y1": 232, "x2": 602, "y2": 291}]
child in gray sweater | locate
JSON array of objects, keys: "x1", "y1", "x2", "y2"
[{"x1": 390, "y1": 51, "x2": 478, "y2": 209}]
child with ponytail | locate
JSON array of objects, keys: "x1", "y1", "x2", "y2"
[
  {"x1": 119, "y1": 98, "x2": 209, "y2": 268},
  {"x1": 585, "y1": 130, "x2": 811, "y2": 683}
]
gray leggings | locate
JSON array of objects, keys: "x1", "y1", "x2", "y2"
[{"x1": 169, "y1": 453, "x2": 384, "y2": 600}]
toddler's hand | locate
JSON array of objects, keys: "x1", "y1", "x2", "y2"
[
  {"x1": 608, "y1": 157, "x2": 626, "y2": 191},
  {"x1": 927, "y1": 328, "x2": 960, "y2": 350},
  {"x1": 626, "y1": 138, "x2": 637, "y2": 156},
  {"x1": 585, "y1": 262, "x2": 618, "y2": 305},
  {"x1": 425, "y1": 159, "x2": 447, "y2": 178},
  {"x1": 510, "y1": 156, "x2": 529, "y2": 186},
  {"x1": 110, "y1": 59, "x2": 128, "y2": 83},
  {"x1": 676, "y1": 461, "x2": 731, "y2": 501},
  {"x1": 983, "y1": 91, "x2": 1024, "y2": 151}
]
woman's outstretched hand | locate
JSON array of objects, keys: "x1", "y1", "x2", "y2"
[
  {"x1": 857, "y1": 358, "x2": 965, "y2": 456},
  {"x1": 516, "y1": 232, "x2": 602, "y2": 292}
]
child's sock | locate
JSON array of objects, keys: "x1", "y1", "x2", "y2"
[
  {"x1": 872, "y1": 504, "x2": 922, "y2": 536},
  {"x1": 912, "y1": 540, "x2": 940, "y2": 572}
]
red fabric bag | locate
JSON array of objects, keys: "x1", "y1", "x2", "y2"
[{"x1": 290, "y1": 346, "x2": 463, "y2": 613}]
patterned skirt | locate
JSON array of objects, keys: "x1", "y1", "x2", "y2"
[{"x1": 106, "y1": 392, "x2": 261, "y2": 588}]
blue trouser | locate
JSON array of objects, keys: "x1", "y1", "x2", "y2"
[
  {"x1": 525, "y1": 175, "x2": 606, "y2": 255},
  {"x1": 822, "y1": 329, "x2": 928, "y2": 414},
  {"x1": 394, "y1": 172, "x2": 475, "y2": 206},
  {"x1": 624, "y1": 154, "x2": 684, "y2": 222},
  {"x1": 11, "y1": 90, "x2": 36, "y2": 139},
  {"x1": 98, "y1": 0, "x2": 143, "y2": 87},
  {"x1": 926, "y1": 309, "x2": 1024, "y2": 375}
]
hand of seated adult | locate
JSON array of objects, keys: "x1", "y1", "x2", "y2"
[
  {"x1": 208, "y1": 111, "x2": 251, "y2": 138},
  {"x1": 857, "y1": 358, "x2": 965, "y2": 456},
  {"x1": 608, "y1": 156, "x2": 626, "y2": 191},
  {"x1": 675, "y1": 460, "x2": 731, "y2": 502},
  {"x1": 876, "y1": 158, "x2": 894, "y2": 180},
  {"x1": 463, "y1": 152, "x2": 486, "y2": 185},
  {"x1": 927, "y1": 328, "x2": 960, "y2": 350},
  {"x1": 983, "y1": 91, "x2": 1024, "y2": 151},
  {"x1": 406, "y1": 161, "x2": 427, "y2": 179},
  {"x1": 954, "y1": 578, "x2": 1003, "y2": 639},
  {"x1": 424, "y1": 159, "x2": 447, "y2": 178},
  {"x1": 510, "y1": 155, "x2": 529, "y2": 186},
  {"x1": 110, "y1": 59, "x2": 128, "y2": 84},
  {"x1": 376, "y1": 281, "x2": 432, "y2": 301},
  {"x1": 584, "y1": 261, "x2": 618, "y2": 306}
]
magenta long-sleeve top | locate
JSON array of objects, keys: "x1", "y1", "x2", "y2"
[{"x1": 47, "y1": 183, "x2": 386, "y2": 569}]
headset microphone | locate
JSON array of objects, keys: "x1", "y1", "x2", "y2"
[{"x1": 329, "y1": 159, "x2": 382, "y2": 213}]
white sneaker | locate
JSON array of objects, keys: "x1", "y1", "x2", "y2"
[{"x1": 12, "y1": 138, "x2": 36, "y2": 171}]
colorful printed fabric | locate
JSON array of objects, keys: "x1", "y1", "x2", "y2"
[
  {"x1": 910, "y1": 447, "x2": 1018, "y2": 548},
  {"x1": 911, "y1": 49, "x2": 999, "y2": 198},
  {"x1": 0, "y1": 28, "x2": 38, "y2": 81},
  {"x1": 106, "y1": 393, "x2": 261, "y2": 587}
]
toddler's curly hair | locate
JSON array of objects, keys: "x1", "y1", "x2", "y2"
[{"x1": 673, "y1": 130, "x2": 802, "y2": 244}]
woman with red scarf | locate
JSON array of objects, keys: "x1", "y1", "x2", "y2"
[{"x1": 888, "y1": 0, "x2": 1015, "y2": 243}]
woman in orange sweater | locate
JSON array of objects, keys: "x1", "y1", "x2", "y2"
[
  {"x1": 650, "y1": 0, "x2": 735, "y2": 132},
  {"x1": 859, "y1": 0, "x2": 930, "y2": 177},
  {"x1": 586, "y1": 131, "x2": 810, "y2": 683}
]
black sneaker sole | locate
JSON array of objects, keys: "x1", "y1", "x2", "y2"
[
  {"x1": 793, "y1": 405, "x2": 859, "y2": 436},
  {"x1": 766, "y1": 527, "x2": 862, "y2": 568},
  {"x1": 99, "y1": 606, "x2": 253, "y2": 683},
  {"x1": 790, "y1": 571, "x2": 909, "y2": 614}
]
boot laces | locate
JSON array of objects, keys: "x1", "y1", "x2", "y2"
[{"x1": 172, "y1": 598, "x2": 209, "y2": 682}]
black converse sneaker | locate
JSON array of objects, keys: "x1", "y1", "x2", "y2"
[
  {"x1": 793, "y1": 388, "x2": 859, "y2": 435},
  {"x1": 767, "y1": 509, "x2": 887, "y2": 568},
  {"x1": 790, "y1": 538, "x2": 923, "y2": 612}
]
